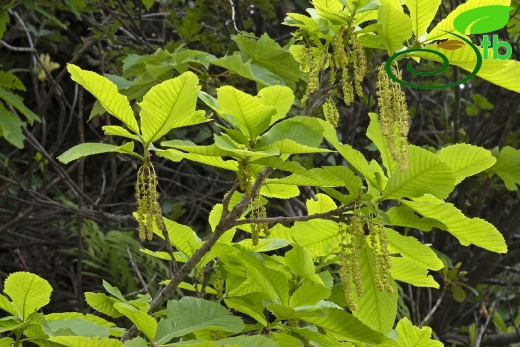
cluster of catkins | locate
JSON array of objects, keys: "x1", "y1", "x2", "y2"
[
  {"x1": 250, "y1": 196, "x2": 269, "y2": 246},
  {"x1": 339, "y1": 208, "x2": 392, "y2": 311},
  {"x1": 299, "y1": 26, "x2": 367, "y2": 127},
  {"x1": 376, "y1": 65, "x2": 410, "y2": 171},
  {"x1": 135, "y1": 157, "x2": 164, "y2": 241}
]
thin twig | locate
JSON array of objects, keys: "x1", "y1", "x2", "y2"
[{"x1": 226, "y1": 0, "x2": 258, "y2": 39}]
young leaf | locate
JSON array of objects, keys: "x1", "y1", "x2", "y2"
[
  {"x1": 84, "y1": 293, "x2": 123, "y2": 318},
  {"x1": 257, "y1": 85, "x2": 294, "y2": 124},
  {"x1": 284, "y1": 245, "x2": 316, "y2": 278},
  {"x1": 390, "y1": 257, "x2": 440, "y2": 288},
  {"x1": 292, "y1": 220, "x2": 341, "y2": 257},
  {"x1": 48, "y1": 336, "x2": 122, "y2": 347},
  {"x1": 139, "y1": 72, "x2": 205, "y2": 143},
  {"x1": 3, "y1": 272, "x2": 52, "y2": 320},
  {"x1": 289, "y1": 280, "x2": 331, "y2": 308},
  {"x1": 0, "y1": 294, "x2": 16, "y2": 316},
  {"x1": 0, "y1": 86, "x2": 40, "y2": 124},
  {"x1": 67, "y1": 64, "x2": 139, "y2": 134},
  {"x1": 437, "y1": 144, "x2": 496, "y2": 185},
  {"x1": 377, "y1": 0, "x2": 413, "y2": 55},
  {"x1": 385, "y1": 228, "x2": 443, "y2": 270},
  {"x1": 402, "y1": 195, "x2": 507, "y2": 253},
  {"x1": 301, "y1": 308, "x2": 400, "y2": 346},
  {"x1": 367, "y1": 112, "x2": 397, "y2": 176},
  {"x1": 352, "y1": 247, "x2": 398, "y2": 335},
  {"x1": 396, "y1": 317, "x2": 443, "y2": 347},
  {"x1": 260, "y1": 182, "x2": 300, "y2": 199},
  {"x1": 217, "y1": 86, "x2": 276, "y2": 141},
  {"x1": 155, "y1": 297, "x2": 244, "y2": 344},
  {"x1": 403, "y1": 0, "x2": 441, "y2": 37},
  {"x1": 57, "y1": 142, "x2": 136, "y2": 164},
  {"x1": 382, "y1": 145, "x2": 455, "y2": 200},
  {"x1": 488, "y1": 146, "x2": 520, "y2": 190},
  {"x1": 113, "y1": 303, "x2": 157, "y2": 341}
]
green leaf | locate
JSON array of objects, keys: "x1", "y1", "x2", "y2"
[
  {"x1": 48, "y1": 336, "x2": 122, "y2": 347},
  {"x1": 292, "y1": 220, "x2": 340, "y2": 256},
  {"x1": 260, "y1": 182, "x2": 300, "y2": 199},
  {"x1": 390, "y1": 258, "x2": 439, "y2": 288},
  {"x1": 255, "y1": 119, "x2": 323, "y2": 149},
  {"x1": 402, "y1": 195, "x2": 507, "y2": 253},
  {"x1": 217, "y1": 86, "x2": 276, "y2": 140},
  {"x1": 377, "y1": 0, "x2": 413, "y2": 55},
  {"x1": 437, "y1": 144, "x2": 496, "y2": 185},
  {"x1": 156, "y1": 297, "x2": 244, "y2": 344},
  {"x1": 352, "y1": 247, "x2": 397, "y2": 335},
  {"x1": 141, "y1": 0, "x2": 154, "y2": 10},
  {"x1": 336, "y1": 144, "x2": 380, "y2": 190},
  {"x1": 0, "y1": 86, "x2": 40, "y2": 124},
  {"x1": 0, "y1": 294, "x2": 16, "y2": 316},
  {"x1": 233, "y1": 33, "x2": 302, "y2": 89},
  {"x1": 57, "y1": 142, "x2": 135, "y2": 164},
  {"x1": 414, "y1": 42, "x2": 520, "y2": 93},
  {"x1": 0, "y1": 10, "x2": 9, "y2": 40},
  {"x1": 103, "y1": 126, "x2": 141, "y2": 141},
  {"x1": 44, "y1": 318, "x2": 110, "y2": 337},
  {"x1": 289, "y1": 280, "x2": 331, "y2": 308},
  {"x1": 4, "y1": 272, "x2": 52, "y2": 320},
  {"x1": 67, "y1": 64, "x2": 139, "y2": 134},
  {"x1": 488, "y1": 146, "x2": 520, "y2": 190},
  {"x1": 367, "y1": 113, "x2": 397, "y2": 176},
  {"x1": 385, "y1": 228, "x2": 443, "y2": 270},
  {"x1": 0, "y1": 71, "x2": 25, "y2": 91},
  {"x1": 285, "y1": 245, "x2": 316, "y2": 278},
  {"x1": 114, "y1": 303, "x2": 157, "y2": 341},
  {"x1": 215, "y1": 335, "x2": 280, "y2": 347},
  {"x1": 212, "y1": 53, "x2": 285, "y2": 87},
  {"x1": 301, "y1": 308, "x2": 400, "y2": 346},
  {"x1": 382, "y1": 146, "x2": 455, "y2": 200},
  {"x1": 396, "y1": 317, "x2": 443, "y2": 347},
  {"x1": 257, "y1": 85, "x2": 294, "y2": 124},
  {"x1": 386, "y1": 205, "x2": 445, "y2": 231},
  {"x1": 0, "y1": 107, "x2": 25, "y2": 148},
  {"x1": 84, "y1": 293, "x2": 123, "y2": 318},
  {"x1": 0, "y1": 338, "x2": 15, "y2": 347},
  {"x1": 453, "y1": 5, "x2": 512, "y2": 35},
  {"x1": 158, "y1": 218, "x2": 200, "y2": 257},
  {"x1": 139, "y1": 72, "x2": 204, "y2": 143},
  {"x1": 122, "y1": 337, "x2": 148, "y2": 347},
  {"x1": 403, "y1": 0, "x2": 441, "y2": 37}
]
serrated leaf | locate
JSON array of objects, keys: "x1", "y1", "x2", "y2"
[
  {"x1": 114, "y1": 303, "x2": 157, "y2": 341},
  {"x1": 216, "y1": 335, "x2": 280, "y2": 347},
  {"x1": 390, "y1": 258, "x2": 439, "y2": 288},
  {"x1": 4, "y1": 272, "x2": 52, "y2": 320},
  {"x1": 285, "y1": 245, "x2": 315, "y2": 278},
  {"x1": 255, "y1": 119, "x2": 323, "y2": 149},
  {"x1": 84, "y1": 293, "x2": 123, "y2": 318},
  {"x1": 103, "y1": 126, "x2": 141, "y2": 141},
  {"x1": 257, "y1": 85, "x2": 294, "y2": 124},
  {"x1": 57, "y1": 142, "x2": 135, "y2": 164},
  {"x1": 0, "y1": 294, "x2": 16, "y2": 316},
  {"x1": 67, "y1": 64, "x2": 138, "y2": 134},
  {"x1": 367, "y1": 112, "x2": 397, "y2": 176},
  {"x1": 292, "y1": 220, "x2": 340, "y2": 256},
  {"x1": 489, "y1": 146, "x2": 520, "y2": 190},
  {"x1": 44, "y1": 318, "x2": 110, "y2": 337},
  {"x1": 396, "y1": 317, "x2": 443, "y2": 347},
  {"x1": 382, "y1": 145, "x2": 455, "y2": 200},
  {"x1": 0, "y1": 338, "x2": 15, "y2": 347},
  {"x1": 437, "y1": 144, "x2": 496, "y2": 185},
  {"x1": 0, "y1": 86, "x2": 39, "y2": 124},
  {"x1": 0, "y1": 107, "x2": 25, "y2": 148},
  {"x1": 402, "y1": 195, "x2": 507, "y2": 253},
  {"x1": 385, "y1": 228, "x2": 443, "y2": 270},
  {"x1": 0, "y1": 71, "x2": 25, "y2": 91},
  {"x1": 351, "y1": 247, "x2": 397, "y2": 335},
  {"x1": 139, "y1": 72, "x2": 204, "y2": 143},
  {"x1": 289, "y1": 280, "x2": 331, "y2": 308},
  {"x1": 217, "y1": 86, "x2": 275, "y2": 140},
  {"x1": 377, "y1": 0, "x2": 413, "y2": 55},
  {"x1": 403, "y1": 0, "x2": 441, "y2": 37},
  {"x1": 386, "y1": 205, "x2": 445, "y2": 231},
  {"x1": 233, "y1": 33, "x2": 302, "y2": 89},
  {"x1": 156, "y1": 218, "x2": 200, "y2": 257},
  {"x1": 212, "y1": 53, "x2": 285, "y2": 87},
  {"x1": 49, "y1": 336, "x2": 122, "y2": 347},
  {"x1": 301, "y1": 308, "x2": 400, "y2": 346},
  {"x1": 156, "y1": 297, "x2": 244, "y2": 344},
  {"x1": 260, "y1": 182, "x2": 300, "y2": 199}
]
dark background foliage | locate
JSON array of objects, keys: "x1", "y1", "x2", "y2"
[{"x1": 0, "y1": 0, "x2": 519, "y2": 345}]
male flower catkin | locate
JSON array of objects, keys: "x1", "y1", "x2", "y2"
[
  {"x1": 135, "y1": 159, "x2": 164, "y2": 241},
  {"x1": 376, "y1": 65, "x2": 409, "y2": 171}
]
